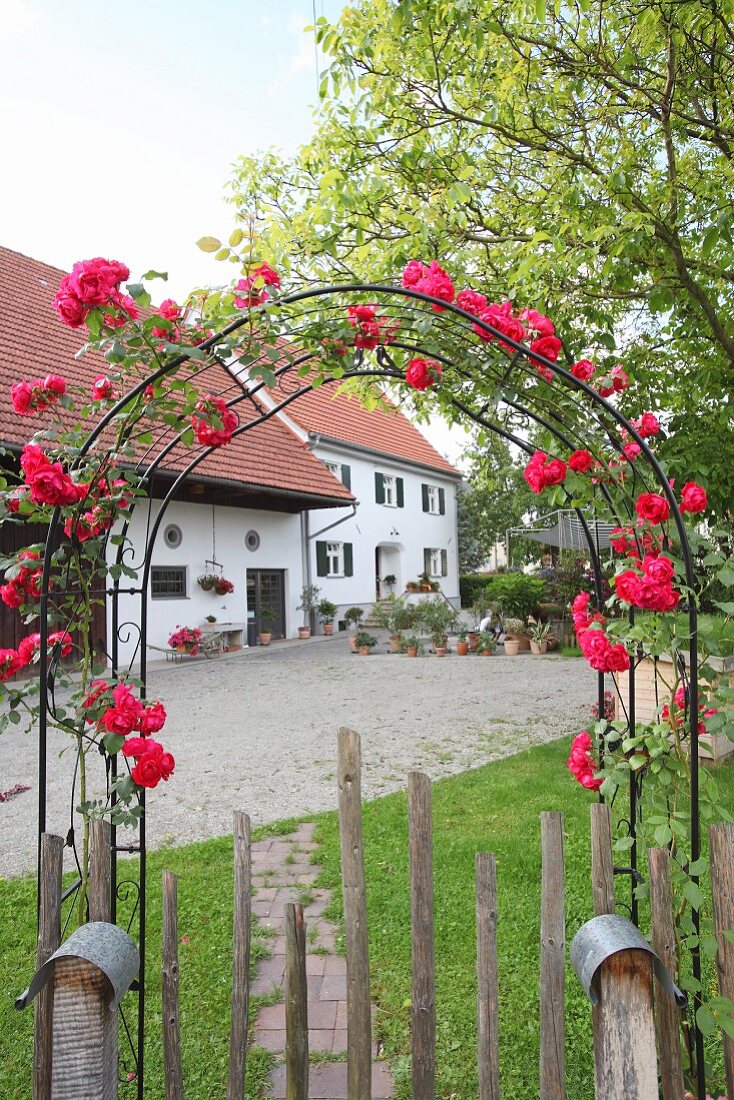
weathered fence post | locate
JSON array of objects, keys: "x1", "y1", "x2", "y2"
[
  {"x1": 285, "y1": 903, "x2": 308, "y2": 1100},
  {"x1": 228, "y1": 810, "x2": 251, "y2": 1100},
  {"x1": 18, "y1": 922, "x2": 139, "y2": 1100},
  {"x1": 408, "y1": 770, "x2": 436, "y2": 1100},
  {"x1": 34, "y1": 832, "x2": 64, "y2": 1100},
  {"x1": 162, "y1": 871, "x2": 183, "y2": 1099},
  {"x1": 337, "y1": 728, "x2": 372, "y2": 1099},
  {"x1": 89, "y1": 819, "x2": 112, "y2": 923},
  {"x1": 579, "y1": 806, "x2": 658, "y2": 1099},
  {"x1": 475, "y1": 852, "x2": 500, "y2": 1100},
  {"x1": 710, "y1": 823, "x2": 734, "y2": 1100},
  {"x1": 540, "y1": 812, "x2": 565, "y2": 1100},
  {"x1": 648, "y1": 848, "x2": 685, "y2": 1099}
]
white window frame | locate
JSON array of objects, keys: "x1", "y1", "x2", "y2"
[
  {"x1": 326, "y1": 541, "x2": 345, "y2": 577},
  {"x1": 426, "y1": 485, "x2": 440, "y2": 515},
  {"x1": 429, "y1": 548, "x2": 443, "y2": 578},
  {"x1": 382, "y1": 474, "x2": 397, "y2": 507},
  {"x1": 324, "y1": 461, "x2": 342, "y2": 480}
]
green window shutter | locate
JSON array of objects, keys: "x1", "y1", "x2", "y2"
[
  {"x1": 344, "y1": 543, "x2": 354, "y2": 577},
  {"x1": 441, "y1": 549, "x2": 448, "y2": 576},
  {"x1": 424, "y1": 548, "x2": 432, "y2": 575},
  {"x1": 375, "y1": 472, "x2": 385, "y2": 504},
  {"x1": 341, "y1": 464, "x2": 351, "y2": 491},
  {"x1": 439, "y1": 487, "x2": 446, "y2": 515},
  {"x1": 316, "y1": 541, "x2": 328, "y2": 577},
  {"x1": 396, "y1": 477, "x2": 404, "y2": 508},
  {"x1": 421, "y1": 484, "x2": 429, "y2": 512}
]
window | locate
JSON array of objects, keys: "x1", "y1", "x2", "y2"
[
  {"x1": 421, "y1": 484, "x2": 446, "y2": 515},
  {"x1": 151, "y1": 566, "x2": 187, "y2": 598},
  {"x1": 163, "y1": 523, "x2": 183, "y2": 548},
  {"x1": 324, "y1": 461, "x2": 352, "y2": 490},
  {"x1": 424, "y1": 548, "x2": 448, "y2": 578},
  {"x1": 375, "y1": 472, "x2": 404, "y2": 507},
  {"x1": 316, "y1": 540, "x2": 354, "y2": 577}
]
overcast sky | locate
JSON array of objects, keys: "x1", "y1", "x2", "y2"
[{"x1": 0, "y1": 0, "x2": 471, "y2": 464}]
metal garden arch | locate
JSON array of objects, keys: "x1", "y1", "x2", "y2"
[{"x1": 33, "y1": 282, "x2": 705, "y2": 1095}]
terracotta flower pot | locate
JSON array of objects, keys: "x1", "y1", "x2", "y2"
[
  {"x1": 479, "y1": 648, "x2": 494, "y2": 656},
  {"x1": 435, "y1": 647, "x2": 446, "y2": 657},
  {"x1": 358, "y1": 645, "x2": 371, "y2": 656},
  {"x1": 323, "y1": 623, "x2": 334, "y2": 636},
  {"x1": 348, "y1": 634, "x2": 358, "y2": 653},
  {"x1": 504, "y1": 639, "x2": 520, "y2": 656},
  {"x1": 406, "y1": 646, "x2": 418, "y2": 657},
  {"x1": 530, "y1": 640, "x2": 548, "y2": 655},
  {"x1": 259, "y1": 632, "x2": 272, "y2": 647},
  {"x1": 389, "y1": 634, "x2": 401, "y2": 653},
  {"x1": 455, "y1": 641, "x2": 469, "y2": 656},
  {"x1": 297, "y1": 626, "x2": 311, "y2": 640},
  {"x1": 467, "y1": 631, "x2": 479, "y2": 652}
]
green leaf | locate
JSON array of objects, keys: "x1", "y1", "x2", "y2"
[
  {"x1": 683, "y1": 880, "x2": 704, "y2": 910},
  {"x1": 229, "y1": 228, "x2": 245, "y2": 247},
  {"x1": 126, "y1": 283, "x2": 151, "y2": 307},
  {"x1": 214, "y1": 247, "x2": 231, "y2": 262},
  {"x1": 181, "y1": 427, "x2": 195, "y2": 447},
  {"x1": 535, "y1": 0, "x2": 546, "y2": 21},
  {"x1": 141, "y1": 269, "x2": 168, "y2": 281},
  {"x1": 102, "y1": 732, "x2": 125, "y2": 755},
  {"x1": 196, "y1": 236, "x2": 222, "y2": 253},
  {"x1": 701, "y1": 225, "x2": 719, "y2": 258},
  {"x1": 696, "y1": 1004, "x2": 717, "y2": 1036}
]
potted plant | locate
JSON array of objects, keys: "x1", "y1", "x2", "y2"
[
  {"x1": 503, "y1": 617, "x2": 525, "y2": 657},
  {"x1": 318, "y1": 598, "x2": 338, "y2": 636},
  {"x1": 406, "y1": 579, "x2": 420, "y2": 593},
  {"x1": 455, "y1": 627, "x2": 469, "y2": 656},
  {"x1": 476, "y1": 631, "x2": 497, "y2": 655},
  {"x1": 355, "y1": 631, "x2": 377, "y2": 656},
  {"x1": 393, "y1": 600, "x2": 420, "y2": 651},
  {"x1": 197, "y1": 573, "x2": 216, "y2": 592},
  {"x1": 432, "y1": 631, "x2": 448, "y2": 657},
  {"x1": 421, "y1": 597, "x2": 459, "y2": 653},
  {"x1": 383, "y1": 573, "x2": 397, "y2": 593},
  {"x1": 214, "y1": 576, "x2": 235, "y2": 595},
  {"x1": 419, "y1": 570, "x2": 432, "y2": 592},
  {"x1": 167, "y1": 625, "x2": 203, "y2": 655},
  {"x1": 258, "y1": 604, "x2": 276, "y2": 646},
  {"x1": 528, "y1": 620, "x2": 552, "y2": 655},
  {"x1": 296, "y1": 584, "x2": 320, "y2": 639},
  {"x1": 468, "y1": 600, "x2": 485, "y2": 651},
  {"x1": 205, "y1": 614, "x2": 217, "y2": 623},
  {"x1": 344, "y1": 606, "x2": 364, "y2": 652},
  {"x1": 403, "y1": 632, "x2": 422, "y2": 657}
]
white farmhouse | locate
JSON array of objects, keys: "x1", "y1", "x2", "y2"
[{"x1": 0, "y1": 247, "x2": 462, "y2": 667}]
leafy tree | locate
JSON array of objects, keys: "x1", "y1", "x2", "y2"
[
  {"x1": 229, "y1": 0, "x2": 734, "y2": 521},
  {"x1": 457, "y1": 438, "x2": 538, "y2": 570}
]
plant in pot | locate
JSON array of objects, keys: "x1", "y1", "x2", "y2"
[
  {"x1": 296, "y1": 584, "x2": 320, "y2": 639},
  {"x1": 355, "y1": 630, "x2": 377, "y2": 656},
  {"x1": 469, "y1": 600, "x2": 486, "y2": 651},
  {"x1": 455, "y1": 627, "x2": 469, "y2": 656},
  {"x1": 476, "y1": 631, "x2": 497, "y2": 656},
  {"x1": 258, "y1": 604, "x2": 276, "y2": 646},
  {"x1": 214, "y1": 576, "x2": 235, "y2": 596},
  {"x1": 392, "y1": 599, "x2": 420, "y2": 652},
  {"x1": 528, "y1": 619, "x2": 552, "y2": 655},
  {"x1": 432, "y1": 631, "x2": 448, "y2": 657},
  {"x1": 503, "y1": 617, "x2": 526, "y2": 657},
  {"x1": 382, "y1": 573, "x2": 397, "y2": 593},
  {"x1": 205, "y1": 614, "x2": 217, "y2": 624},
  {"x1": 421, "y1": 597, "x2": 459, "y2": 653},
  {"x1": 168, "y1": 625, "x2": 203, "y2": 655},
  {"x1": 343, "y1": 606, "x2": 364, "y2": 652},
  {"x1": 197, "y1": 572, "x2": 216, "y2": 592},
  {"x1": 318, "y1": 598, "x2": 338, "y2": 636},
  {"x1": 402, "y1": 632, "x2": 423, "y2": 657}
]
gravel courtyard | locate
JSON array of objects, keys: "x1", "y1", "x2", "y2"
[{"x1": 0, "y1": 638, "x2": 594, "y2": 877}]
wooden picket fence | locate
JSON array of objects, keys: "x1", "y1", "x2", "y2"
[{"x1": 30, "y1": 727, "x2": 734, "y2": 1099}]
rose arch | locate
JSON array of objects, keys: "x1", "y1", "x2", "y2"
[{"x1": 3, "y1": 257, "x2": 730, "y2": 1096}]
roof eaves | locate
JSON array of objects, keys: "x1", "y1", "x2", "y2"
[{"x1": 307, "y1": 432, "x2": 463, "y2": 481}]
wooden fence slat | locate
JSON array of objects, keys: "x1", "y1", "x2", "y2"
[
  {"x1": 648, "y1": 848, "x2": 685, "y2": 1100},
  {"x1": 408, "y1": 770, "x2": 436, "y2": 1100},
  {"x1": 476, "y1": 852, "x2": 500, "y2": 1100},
  {"x1": 540, "y1": 812, "x2": 565, "y2": 1100},
  {"x1": 285, "y1": 903, "x2": 308, "y2": 1100},
  {"x1": 162, "y1": 871, "x2": 183, "y2": 1100},
  {"x1": 595, "y1": 950, "x2": 659, "y2": 1099},
  {"x1": 337, "y1": 728, "x2": 372, "y2": 1100},
  {"x1": 228, "y1": 811, "x2": 251, "y2": 1100},
  {"x1": 34, "y1": 832, "x2": 64, "y2": 1100},
  {"x1": 589, "y1": 803, "x2": 615, "y2": 918},
  {"x1": 710, "y1": 823, "x2": 734, "y2": 1100},
  {"x1": 89, "y1": 819, "x2": 111, "y2": 923}
]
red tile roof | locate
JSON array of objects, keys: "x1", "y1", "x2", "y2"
[
  {"x1": 0, "y1": 247, "x2": 353, "y2": 506},
  {"x1": 278, "y1": 382, "x2": 460, "y2": 477}
]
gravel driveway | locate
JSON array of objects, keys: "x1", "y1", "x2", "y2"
[{"x1": 0, "y1": 637, "x2": 594, "y2": 877}]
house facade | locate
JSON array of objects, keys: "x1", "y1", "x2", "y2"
[{"x1": 0, "y1": 246, "x2": 462, "y2": 666}]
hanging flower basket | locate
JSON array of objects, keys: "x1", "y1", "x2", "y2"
[
  {"x1": 214, "y1": 577, "x2": 234, "y2": 595},
  {"x1": 197, "y1": 574, "x2": 216, "y2": 592}
]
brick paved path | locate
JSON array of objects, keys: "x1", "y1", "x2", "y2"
[{"x1": 251, "y1": 822, "x2": 393, "y2": 1099}]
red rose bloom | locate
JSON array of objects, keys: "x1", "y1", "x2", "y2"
[
  {"x1": 642, "y1": 554, "x2": 674, "y2": 583},
  {"x1": 605, "y1": 643, "x2": 631, "y2": 672},
  {"x1": 68, "y1": 257, "x2": 128, "y2": 306},
  {"x1": 234, "y1": 262, "x2": 281, "y2": 308},
  {"x1": 122, "y1": 736, "x2": 149, "y2": 758},
  {"x1": 529, "y1": 335, "x2": 562, "y2": 363},
  {"x1": 455, "y1": 289, "x2": 487, "y2": 316},
  {"x1": 191, "y1": 395, "x2": 238, "y2": 448},
  {"x1": 53, "y1": 286, "x2": 88, "y2": 328},
  {"x1": 636, "y1": 493, "x2": 670, "y2": 525},
  {"x1": 131, "y1": 754, "x2": 163, "y2": 788},
  {"x1": 571, "y1": 359, "x2": 595, "y2": 382},
  {"x1": 401, "y1": 260, "x2": 455, "y2": 312},
  {"x1": 139, "y1": 702, "x2": 167, "y2": 735},
  {"x1": 92, "y1": 376, "x2": 115, "y2": 401},
  {"x1": 615, "y1": 570, "x2": 642, "y2": 604},
  {"x1": 680, "y1": 482, "x2": 708, "y2": 514},
  {"x1": 519, "y1": 308, "x2": 555, "y2": 337},
  {"x1": 0, "y1": 648, "x2": 23, "y2": 682},
  {"x1": 568, "y1": 449, "x2": 593, "y2": 473},
  {"x1": 611, "y1": 364, "x2": 629, "y2": 392},
  {"x1": 405, "y1": 358, "x2": 442, "y2": 391},
  {"x1": 633, "y1": 412, "x2": 660, "y2": 438}
]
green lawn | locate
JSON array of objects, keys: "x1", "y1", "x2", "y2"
[{"x1": 1, "y1": 739, "x2": 733, "y2": 1098}]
